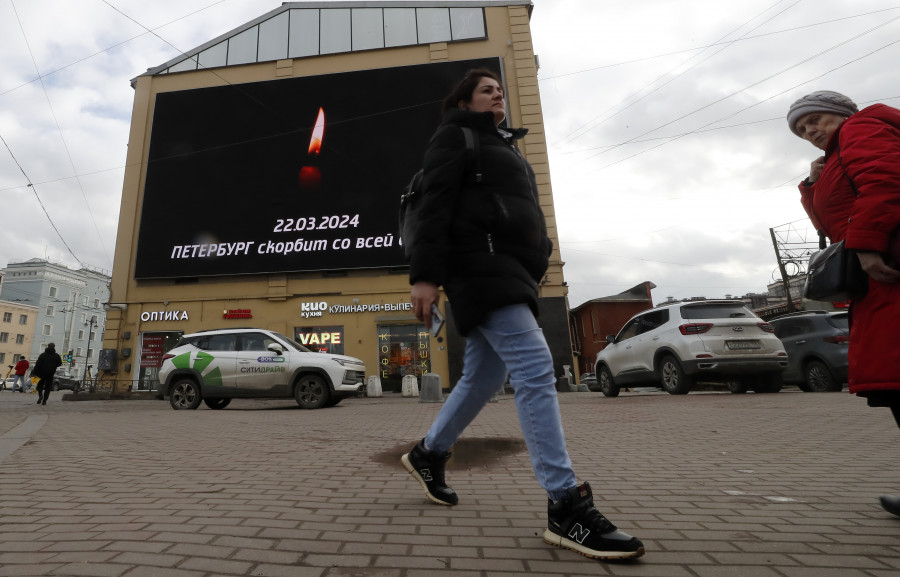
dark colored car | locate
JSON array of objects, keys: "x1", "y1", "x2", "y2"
[
  {"x1": 53, "y1": 370, "x2": 81, "y2": 391},
  {"x1": 770, "y1": 310, "x2": 849, "y2": 392}
]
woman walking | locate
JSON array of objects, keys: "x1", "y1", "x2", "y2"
[{"x1": 401, "y1": 68, "x2": 644, "y2": 561}]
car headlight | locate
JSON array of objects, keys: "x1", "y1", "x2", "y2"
[{"x1": 331, "y1": 357, "x2": 362, "y2": 367}]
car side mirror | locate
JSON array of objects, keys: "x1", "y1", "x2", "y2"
[
  {"x1": 606, "y1": 335, "x2": 616, "y2": 344},
  {"x1": 267, "y1": 343, "x2": 284, "y2": 354}
]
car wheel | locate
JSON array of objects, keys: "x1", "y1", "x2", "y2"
[
  {"x1": 169, "y1": 379, "x2": 202, "y2": 410},
  {"x1": 53, "y1": 381, "x2": 60, "y2": 391},
  {"x1": 805, "y1": 360, "x2": 840, "y2": 392},
  {"x1": 659, "y1": 355, "x2": 692, "y2": 395},
  {"x1": 203, "y1": 398, "x2": 231, "y2": 410},
  {"x1": 726, "y1": 380, "x2": 749, "y2": 394},
  {"x1": 598, "y1": 367, "x2": 620, "y2": 398},
  {"x1": 294, "y1": 374, "x2": 331, "y2": 409}
]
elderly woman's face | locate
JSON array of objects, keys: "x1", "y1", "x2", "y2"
[{"x1": 795, "y1": 112, "x2": 846, "y2": 150}]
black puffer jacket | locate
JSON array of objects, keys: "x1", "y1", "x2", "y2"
[
  {"x1": 32, "y1": 346, "x2": 62, "y2": 381},
  {"x1": 409, "y1": 109, "x2": 551, "y2": 335}
]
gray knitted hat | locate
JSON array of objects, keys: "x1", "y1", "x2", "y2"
[{"x1": 787, "y1": 91, "x2": 858, "y2": 137}]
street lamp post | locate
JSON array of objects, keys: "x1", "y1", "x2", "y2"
[{"x1": 83, "y1": 317, "x2": 98, "y2": 387}]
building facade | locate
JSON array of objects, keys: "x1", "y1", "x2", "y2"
[
  {"x1": 0, "y1": 299, "x2": 38, "y2": 368},
  {"x1": 101, "y1": 1, "x2": 572, "y2": 393},
  {"x1": 0, "y1": 259, "x2": 109, "y2": 379}
]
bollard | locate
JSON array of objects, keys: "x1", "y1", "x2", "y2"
[
  {"x1": 366, "y1": 375, "x2": 383, "y2": 398},
  {"x1": 419, "y1": 373, "x2": 443, "y2": 403},
  {"x1": 401, "y1": 375, "x2": 419, "y2": 397}
]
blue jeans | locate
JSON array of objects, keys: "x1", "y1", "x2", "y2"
[
  {"x1": 12, "y1": 374, "x2": 26, "y2": 391},
  {"x1": 424, "y1": 303, "x2": 577, "y2": 500}
]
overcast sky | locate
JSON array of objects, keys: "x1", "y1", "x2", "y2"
[{"x1": 1, "y1": 0, "x2": 897, "y2": 308}]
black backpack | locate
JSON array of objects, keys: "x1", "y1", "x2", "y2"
[{"x1": 399, "y1": 126, "x2": 481, "y2": 260}]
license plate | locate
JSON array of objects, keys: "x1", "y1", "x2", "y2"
[{"x1": 726, "y1": 340, "x2": 761, "y2": 350}]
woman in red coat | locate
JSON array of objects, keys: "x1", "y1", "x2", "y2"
[{"x1": 788, "y1": 91, "x2": 900, "y2": 516}]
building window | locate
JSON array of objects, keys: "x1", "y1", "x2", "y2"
[
  {"x1": 78, "y1": 330, "x2": 85, "y2": 340},
  {"x1": 93, "y1": 298, "x2": 100, "y2": 308},
  {"x1": 43, "y1": 324, "x2": 51, "y2": 336},
  {"x1": 0, "y1": 332, "x2": 8, "y2": 343},
  {"x1": 0, "y1": 353, "x2": 4, "y2": 364},
  {"x1": 46, "y1": 305, "x2": 55, "y2": 316},
  {"x1": 2, "y1": 312, "x2": 11, "y2": 323},
  {"x1": 80, "y1": 313, "x2": 86, "y2": 324},
  {"x1": 19, "y1": 314, "x2": 27, "y2": 325},
  {"x1": 16, "y1": 334, "x2": 24, "y2": 344},
  {"x1": 49, "y1": 286, "x2": 57, "y2": 297},
  {"x1": 87, "y1": 348, "x2": 93, "y2": 358},
  {"x1": 376, "y1": 323, "x2": 432, "y2": 392},
  {"x1": 76, "y1": 347, "x2": 83, "y2": 357},
  {"x1": 83, "y1": 296, "x2": 89, "y2": 306}
]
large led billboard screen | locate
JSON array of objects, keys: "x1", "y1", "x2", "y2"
[{"x1": 134, "y1": 58, "x2": 502, "y2": 279}]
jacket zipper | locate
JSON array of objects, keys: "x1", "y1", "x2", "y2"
[{"x1": 487, "y1": 233, "x2": 495, "y2": 255}]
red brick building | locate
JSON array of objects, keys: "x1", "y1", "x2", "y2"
[{"x1": 569, "y1": 282, "x2": 655, "y2": 376}]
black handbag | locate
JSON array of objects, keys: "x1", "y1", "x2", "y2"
[{"x1": 804, "y1": 236, "x2": 868, "y2": 301}]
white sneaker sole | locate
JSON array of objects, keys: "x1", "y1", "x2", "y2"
[
  {"x1": 401, "y1": 453, "x2": 455, "y2": 506},
  {"x1": 542, "y1": 529, "x2": 645, "y2": 560}
]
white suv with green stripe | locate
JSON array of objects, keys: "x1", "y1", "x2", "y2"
[{"x1": 158, "y1": 328, "x2": 366, "y2": 410}]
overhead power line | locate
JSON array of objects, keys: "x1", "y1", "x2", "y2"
[{"x1": 0, "y1": 134, "x2": 83, "y2": 265}]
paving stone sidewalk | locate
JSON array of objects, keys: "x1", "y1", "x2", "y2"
[{"x1": 0, "y1": 388, "x2": 899, "y2": 576}]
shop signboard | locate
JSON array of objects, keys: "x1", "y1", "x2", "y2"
[
  {"x1": 135, "y1": 57, "x2": 502, "y2": 279},
  {"x1": 140, "y1": 334, "x2": 166, "y2": 368}
]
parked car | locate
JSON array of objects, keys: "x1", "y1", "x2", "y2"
[
  {"x1": 158, "y1": 328, "x2": 367, "y2": 410},
  {"x1": 53, "y1": 369, "x2": 81, "y2": 391},
  {"x1": 594, "y1": 300, "x2": 788, "y2": 397},
  {"x1": 769, "y1": 310, "x2": 848, "y2": 392}
]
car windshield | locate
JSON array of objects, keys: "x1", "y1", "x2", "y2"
[
  {"x1": 681, "y1": 304, "x2": 754, "y2": 320},
  {"x1": 826, "y1": 314, "x2": 849, "y2": 330},
  {"x1": 270, "y1": 331, "x2": 313, "y2": 352}
]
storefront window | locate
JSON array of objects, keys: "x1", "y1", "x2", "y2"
[
  {"x1": 294, "y1": 326, "x2": 344, "y2": 354},
  {"x1": 377, "y1": 323, "x2": 430, "y2": 392},
  {"x1": 138, "y1": 331, "x2": 182, "y2": 391}
]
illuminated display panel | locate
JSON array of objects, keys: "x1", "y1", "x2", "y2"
[{"x1": 135, "y1": 58, "x2": 502, "y2": 279}]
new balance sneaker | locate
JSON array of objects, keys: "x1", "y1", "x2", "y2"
[
  {"x1": 544, "y1": 482, "x2": 644, "y2": 560},
  {"x1": 401, "y1": 439, "x2": 458, "y2": 506}
]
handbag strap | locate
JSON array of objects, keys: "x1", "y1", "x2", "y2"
[{"x1": 816, "y1": 138, "x2": 861, "y2": 250}]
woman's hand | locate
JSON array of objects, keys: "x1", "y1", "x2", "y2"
[
  {"x1": 857, "y1": 251, "x2": 900, "y2": 284},
  {"x1": 808, "y1": 156, "x2": 825, "y2": 183},
  {"x1": 410, "y1": 281, "x2": 440, "y2": 326}
]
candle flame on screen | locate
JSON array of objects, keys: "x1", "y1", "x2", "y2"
[{"x1": 308, "y1": 107, "x2": 325, "y2": 155}]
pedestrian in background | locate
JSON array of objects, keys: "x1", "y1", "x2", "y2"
[
  {"x1": 31, "y1": 343, "x2": 62, "y2": 406},
  {"x1": 11, "y1": 357, "x2": 29, "y2": 392},
  {"x1": 787, "y1": 90, "x2": 900, "y2": 515},
  {"x1": 402, "y1": 68, "x2": 644, "y2": 561}
]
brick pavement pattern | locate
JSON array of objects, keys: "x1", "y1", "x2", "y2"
[{"x1": 1, "y1": 388, "x2": 899, "y2": 576}]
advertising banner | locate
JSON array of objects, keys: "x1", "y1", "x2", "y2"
[{"x1": 135, "y1": 58, "x2": 502, "y2": 279}]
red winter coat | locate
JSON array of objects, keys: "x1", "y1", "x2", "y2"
[
  {"x1": 14, "y1": 359, "x2": 29, "y2": 376},
  {"x1": 798, "y1": 104, "x2": 900, "y2": 395}
]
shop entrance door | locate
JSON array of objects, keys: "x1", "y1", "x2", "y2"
[{"x1": 376, "y1": 323, "x2": 431, "y2": 393}]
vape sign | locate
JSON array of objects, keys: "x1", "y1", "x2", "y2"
[{"x1": 134, "y1": 58, "x2": 502, "y2": 279}]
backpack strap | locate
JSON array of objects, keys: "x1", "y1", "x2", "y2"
[{"x1": 460, "y1": 126, "x2": 482, "y2": 183}]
